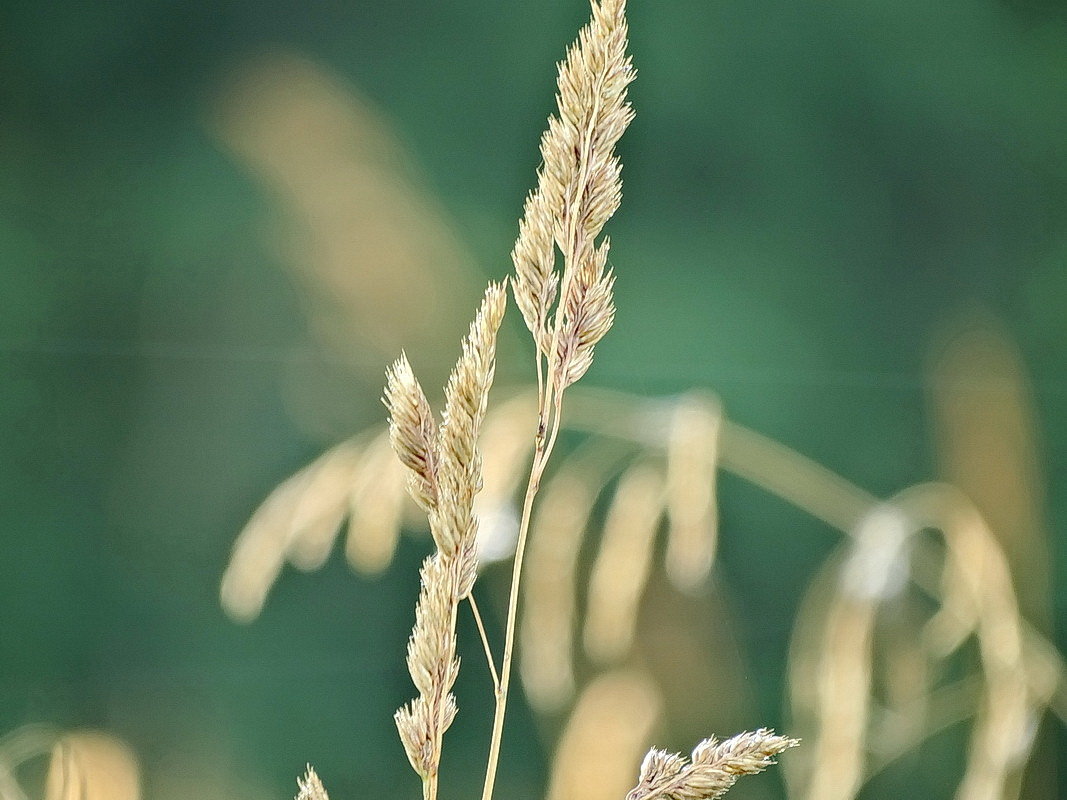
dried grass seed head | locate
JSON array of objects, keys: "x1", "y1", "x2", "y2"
[
  {"x1": 384, "y1": 352, "x2": 439, "y2": 512},
  {"x1": 628, "y1": 730, "x2": 799, "y2": 800},
  {"x1": 432, "y1": 281, "x2": 507, "y2": 563},
  {"x1": 511, "y1": 0, "x2": 634, "y2": 371},
  {"x1": 296, "y1": 766, "x2": 330, "y2": 800}
]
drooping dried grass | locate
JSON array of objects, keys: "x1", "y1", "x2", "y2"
[
  {"x1": 584, "y1": 463, "x2": 665, "y2": 664},
  {"x1": 226, "y1": 379, "x2": 1067, "y2": 800},
  {"x1": 44, "y1": 732, "x2": 140, "y2": 800},
  {"x1": 546, "y1": 670, "x2": 663, "y2": 800}
]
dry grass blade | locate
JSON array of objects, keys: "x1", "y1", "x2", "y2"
[
  {"x1": 585, "y1": 462, "x2": 665, "y2": 664},
  {"x1": 788, "y1": 481, "x2": 1063, "y2": 800},
  {"x1": 286, "y1": 443, "x2": 366, "y2": 571},
  {"x1": 627, "y1": 730, "x2": 798, "y2": 800},
  {"x1": 800, "y1": 577, "x2": 878, "y2": 800},
  {"x1": 521, "y1": 469, "x2": 598, "y2": 710},
  {"x1": 345, "y1": 433, "x2": 406, "y2": 574},
  {"x1": 44, "y1": 732, "x2": 140, "y2": 800},
  {"x1": 928, "y1": 313, "x2": 1050, "y2": 628},
  {"x1": 220, "y1": 440, "x2": 362, "y2": 622},
  {"x1": 210, "y1": 52, "x2": 476, "y2": 381},
  {"x1": 665, "y1": 392, "x2": 721, "y2": 592},
  {"x1": 546, "y1": 669, "x2": 663, "y2": 800}
]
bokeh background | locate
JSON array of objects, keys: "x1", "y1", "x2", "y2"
[{"x1": 1, "y1": 0, "x2": 1066, "y2": 798}]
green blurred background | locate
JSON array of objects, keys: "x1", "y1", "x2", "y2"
[{"x1": 2, "y1": 0, "x2": 1066, "y2": 797}]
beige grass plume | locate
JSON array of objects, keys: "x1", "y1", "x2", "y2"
[
  {"x1": 295, "y1": 766, "x2": 330, "y2": 800},
  {"x1": 386, "y1": 283, "x2": 506, "y2": 799},
  {"x1": 511, "y1": 0, "x2": 634, "y2": 395},
  {"x1": 627, "y1": 730, "x2": 799, "y2": 800}
]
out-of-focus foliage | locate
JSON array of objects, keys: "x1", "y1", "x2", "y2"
[{"x1": 1, "y1": 0, "x2": 1066, "y2": 798}]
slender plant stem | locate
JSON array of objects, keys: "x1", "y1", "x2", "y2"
[
  {"x1": 480, "y1": 398, "x2": 564, "y2": 800},
  {"x1": 467, "y1": 594, "x2": 500, "y2": 693}
]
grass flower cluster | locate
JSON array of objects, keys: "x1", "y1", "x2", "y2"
[{"x1": 321, "y1": 2, "x2": 798, "y2": 799}]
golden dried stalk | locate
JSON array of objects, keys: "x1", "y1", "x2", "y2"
[
  {"x1": 520, "y1": 469, "x2": 598, "y2": 709},
  {"x1": 385, "y1": 353, "x2": 439, "y2": 513},
  {"x1": 344, "y1": 436, "x2": 406, "y2": 574},
  {"x1": 627, "y1": 730, "x2": 799, "y2": 800}
]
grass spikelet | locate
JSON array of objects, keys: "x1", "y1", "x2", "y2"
[
  {"x1": 512, "y1": 187, "x2": 558, "y2": 353},
  {"x1": 627, "y1": 730, "x2": 799, "y2": 800},
  {"x1": 434, "y1": 281, "x2": 508, "y2": 569},
  {"x1": 384, "y1": 282, "x2": 506, "y2": 800},
  {"x1": 557, "y1": 241, "x2": 616, "y2": 389},
  {"x1": 385, "y1": 352, "x2": 440, "y2": 513}
]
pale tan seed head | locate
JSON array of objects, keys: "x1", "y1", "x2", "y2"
[
  {"x1": 432, "y1": 281, "x2": 508, "y2": 562},
  {"x1": 545, "y1": 669, "x2": 663, "y2": 800},
  {"x1": 44, "y1": 732, "x2": 140, "y2": 800},
  {"x1": 627, "y1": 730, "x2": 799, "y2": 800},
  {"x1": 385, "y1": 351, "x2": 440, "y2": 513},
  {"x1": 220, "y1": 440, "x2": 361, "y2": 623},
  {"x1": 521, "y1": 469, "x2": 598, "y2": 710},
  {"x1": 389, "y1": 282, "x2": 506, "y2": 791},
  {"x1": 396, "y1": 552, "x2": 461, "y2": 779},
  {"x1": 344, "y1": 433, "x2": 406, "y2": 574},
  {"x1": 511, "y1": 0, "x2": 633, "y2": 385},
  {"x1": 295, "y1": 765, "x2": 330, "y2": 800}
]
